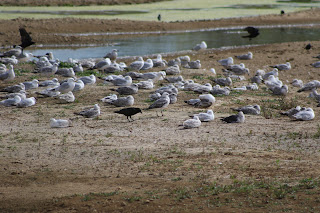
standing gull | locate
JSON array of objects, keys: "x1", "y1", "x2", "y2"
[{"x1": 148, "y1": 92, "x2": 170, "y2": 116}]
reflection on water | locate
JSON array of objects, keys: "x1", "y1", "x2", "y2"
[{"x1": 29, "y1": 26, "x2": 320, "y2": 61}]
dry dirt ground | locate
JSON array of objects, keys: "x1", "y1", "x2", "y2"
[{"x1": 1, "y1": 9, "x2": 320, "y2": 213}]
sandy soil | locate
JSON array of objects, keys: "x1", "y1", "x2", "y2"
[{"x1": 1, "y1": 9, "x2": 320, "y2": 212}]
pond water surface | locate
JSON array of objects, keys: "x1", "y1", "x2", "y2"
[{"x1": 27, "y1": 24, "x2": 320, "y2": 61}]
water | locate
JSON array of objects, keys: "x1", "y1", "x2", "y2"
[{"x1": 28, "y1": 25, "x2": 320, "y2": 61}]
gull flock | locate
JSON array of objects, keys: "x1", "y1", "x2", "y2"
[{"x1": 0, "y1": 42, "x2": 318, "y2": 129}]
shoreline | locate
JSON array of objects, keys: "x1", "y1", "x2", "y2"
[{"x1": 0, "y1": 8, "x2": 320, "y2": 47}]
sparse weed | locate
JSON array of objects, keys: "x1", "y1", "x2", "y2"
[
  {"x1": 313, "y1": 125, "x2": 320, "y2": 139},
  {"x1": 59, "y1": 61, "x2": 74, "y2": 68},
  {"x1": 192, "y1": 75, "x2": 205, "y2": 80}
]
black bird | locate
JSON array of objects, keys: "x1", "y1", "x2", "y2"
[
  {"x1": 18, "y1": 27, "x2": 35, "y2": 51},
  {"x1": 157, "y1": 14, "x2": 161, "y2": 21},
  {"x1": 305, "y1": 43, "x2": 312, "y2": 50},
  {"x1": 242, "y1": 26, "x2": 260, "y2": 41},
  {"x1": 115, "y1": 107, "x2": 142, "y2": 122},
  {"x1": 280, "y1": 10, "x2": 285, "y2": 15}
]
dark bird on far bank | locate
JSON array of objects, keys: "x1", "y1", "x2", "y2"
[
  {"x1": 115, "y1": 107, "x2": 142, "y2": 122},
  {"x1": 305, "y1": 43, "x2": 312, "y2": 50},
  {"x1": 280, "y1": 10, "x2": 285, "y2": 15},
  {"x1": 157, "y1": 14, "x2": 161, "y2": 21},
  {"x1": 19, "y1": 27, "x2": 35, "y2": 51},
  {"x1": 242, "y1": 26, "x2": 260, "y2": 40}
]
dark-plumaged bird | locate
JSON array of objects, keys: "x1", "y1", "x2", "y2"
[
  {"x1": 280, "y1": 10, "x2": 285, "y2": 15},
  {"x1": 19, "y1": 27, "x2": 35, "y2": 51},
  {"x1": 157, "y1": 14, "x2": 161, "y2": 21},
  {"x1": 115, "y1": 107, "x2": 142, "y2": 122},
  {"x1": 305, "y1": 43, "x2": 312, "y2": 50},
  {"x1": 242, "y1": 26, "x2": 260, "y2": 41}
]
